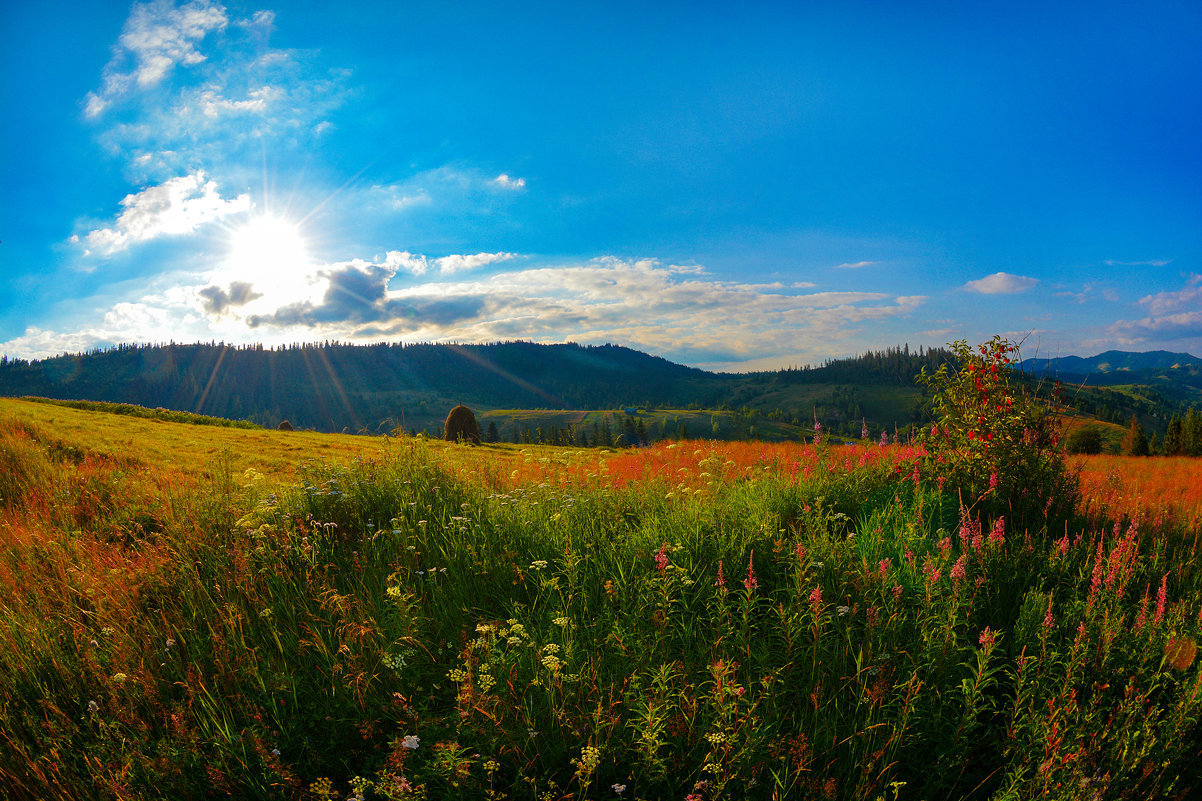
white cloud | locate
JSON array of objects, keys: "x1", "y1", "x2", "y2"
[
  {"x1": 834, "y1": 260, "x2": 875, "y2": 269},
  {"x1": 492, "y1": 173, "x2": 527, "y2": 190},
  {"x1": 1137, "y1": 273, "x2": 1202, "y2": 316},
  {"x1": 1104, "y1": 259, "x2": 1171, "y2": 268},
  {"x1": 84, "y1": 0, "x2": 229, "y2": 118},
  {"x1": 962, "y1": 272, "x2": 1039, "y2": 294},
  {"x1": 434, "y1": 252, "x2": 517, "y2": 275},
  {"x1": 74, "y1": 170, "x2": 250, "y2": 256}
]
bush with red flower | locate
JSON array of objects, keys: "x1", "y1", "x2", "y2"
[{"x1": 918, "y1": 336, "x2": 1077, "y2": 523}]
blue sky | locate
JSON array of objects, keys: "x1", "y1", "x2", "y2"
[{"x1": 2, "y1": 0, "x2": 1200, "y2": 370}]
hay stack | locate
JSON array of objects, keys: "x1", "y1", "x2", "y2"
[
  {"x1": 443, "y1": 405, "x2": 481, "y2": 443},
  {"x1": 277, "y1": 420, "x2": 295, "y2": 431}
]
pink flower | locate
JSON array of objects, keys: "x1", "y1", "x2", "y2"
[
  {"x1": 809, "y1": 585, "x2": 824, "y2": 613},
  {"x1": 1042, "y1": 595, "x2": 1056, "y2": 629},
  {"x1": 714, "y1": 559, "x2": 726, "y2": 588},
  {"x1": 795, "y1": 543, "x2": 807, "y2": 563},
  {"x1": 878, "y1": 558, "x2": 891, "y2": 577},
  {"x1": 978, "y1": 627, "x2": 996, "y2": 649},
  {"x1": 655, "y1": 543, "x2": 669, "y2": 573},
  {"x1": 989, "y1": 472, "x2": 998, "y2": 491},
  {"x1": 950, "y1": 554, "x2": 967, "y2": 583},
  {"x1": 988, "y1": 516, "x2": 1005, "y2": 547},
  {"x1": 743, "y1": 550, "x2": 758, "y2": 592},
  {"x1": 1155, "y1": 573, "x2": 1168, "y2": 626}
]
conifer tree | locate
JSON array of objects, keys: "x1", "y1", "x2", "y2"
[
  {"x1": 1163, "y1": 416, "x2": 1184, "y2": 456},
  {"x1": 1121, "y1": 414, "x2": 1150, "y2": 456},
  {"x1": 1185, "y1": 408, "x2": 1202, "y2": 456}
]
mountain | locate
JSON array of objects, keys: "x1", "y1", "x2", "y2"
[{"x1": 1023, "y1": 350, "x2": 1202, "y2": 375}]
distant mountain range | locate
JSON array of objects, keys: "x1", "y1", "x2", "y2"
[
  {"x1": 1022, "y1": 350, "x2": 1202, "y2": 375},
  {"x1": 0, "y1": 341, "x2": 1198, "y2": 439}
]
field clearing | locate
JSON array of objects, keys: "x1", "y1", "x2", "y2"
[
  {"x1": 1075, "y1": 454, "x2": 1202, "y2": 532},
  {"x1": 1, "y1": 398, "x2": 1201, "y2": 800}
]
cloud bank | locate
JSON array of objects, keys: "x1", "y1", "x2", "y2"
[{"x1": 1, "y1": 257, "x2": 924, "y2": 369}]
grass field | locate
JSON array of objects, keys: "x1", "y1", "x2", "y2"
[{"x1": 1, "y1": 397, "x2": 1200, "y2": 800}]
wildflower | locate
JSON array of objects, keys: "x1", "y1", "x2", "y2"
[
  {"x1": 714, "y1": 559, "x2": 726, "y2": 588},
  {"x1": 1155, "y1": 573, "x2": 1169, "y2": 625},
  {"x1": 989, "y1": 472, "x2": 998, "y2": 491},
  {"x1": 552, "y1": 617, "x2": 570, "y2": 627},
  {"x1": 836, "y1": 605, "x2": 850, "y2": 617},
  {"x1": 978, "y1": 627, "x2": 997, "y2": 649},
  {"x1": 809, "y1": 585, "x2": 823, "y2": 613},
  {"x1": 743, "y1": 550, "x2": 758, "y2": 592},
  {"x1": 530, "y1": 560, "x2": 548, "y2": 571},
  {"x1": 878, "y1": 558, "x2": 891, "y2": 576},
  {"x1": 401, "y1": 734, "x2": 420, "y2": 749},
  {"x1": 87, "y1": 700, "x2": 99, "y2": 713},
  {"x1": 111, "y1": 673, "x2": 128, "y2": 685},
  {"x1": 655, "y1": 543, "x2": 669, "y2": 572},
  {"x1": 1042, "y1": 595, "x2": 1056, "y2": 629},
  {"x1": 271, "y1": 748, "x2": 281, "y2": 757},
  {"x1": 165, "y1": 638, "x2": 176, "y2": 649},
  {"x1": 89, "y1": 639, "x2": 99, "y2": 649},
  {"x1": 575, "y1": 745, "x2": 601, "y2": 777},
  {"x1": 988, "y1": 516, "x2": 1005, "y2": 547},
  {"x1": 950, "y1": 554, "x2": 967, "y2": 583},
  {"x1": 612, "y1": 784, "x2": 627, "y2": 794}
]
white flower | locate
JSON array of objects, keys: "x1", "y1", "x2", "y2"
[
  {"x1": 87, "y1": 700, "x2": 99, "y2": 713},
  {"x1": 401, "y1": 734, "x2": 420, "y2": 749},
  {"x1": 836, "y1": 605, "x2": 850, "y2": 616}
]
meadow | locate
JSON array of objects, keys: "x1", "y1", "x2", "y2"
[{"x1": 1, "y1": 395, "x2": 1200, "y2": 800}]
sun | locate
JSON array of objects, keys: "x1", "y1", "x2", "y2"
[{"x1": 226, "y1": 214, "x2": 309, "y2": 290}]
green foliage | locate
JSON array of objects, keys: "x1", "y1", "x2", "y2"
[
  {"x1": 3, "y1": 409, "x2": 1201, "y2": 800},
  {"x1": 918, "y1": 337, "x2": 1077, "y2": 522},
  {"x1": 1065, "y1": 424, "x2": 1105, "y2": 455}
]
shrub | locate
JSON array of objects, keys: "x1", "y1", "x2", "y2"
[
  {"x1": 278, "y1": 419, "x2": 295, "y2": 431},
  {"x1": 1065, "y1": 424, "x2": 1105, "y2": 455},
  {"x1": 918, "y1": 336, "x2": 1077, "y2": 523},
  {"x1": 443, "y1": 404, "x2": 481, "y2": 443}
]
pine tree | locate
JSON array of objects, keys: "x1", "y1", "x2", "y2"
[
  {"x1": 1163, "y1": 416, "x2": 1184, "y2": 456},
  {"x1": 1121, "y1": 414, "x2": 1150, "y2": 456},
  {"x1": 1185, "y1": 408, "x2": 1202, "y2": 457},
  {"x1": 485, "y1": 421, "x2": 500, "y2": 443}
]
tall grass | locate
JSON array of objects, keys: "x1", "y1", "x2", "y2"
[{"x1": 0, "y1": 417, "x2": 1199, "y2": 800}]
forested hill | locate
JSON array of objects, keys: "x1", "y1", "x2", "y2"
[
  {"x1": 0, "y1": 341, "x2": 949, "y2": 433},
  {"x1": 0, "y1": 340, "x2": 1195, "y2": 436}
]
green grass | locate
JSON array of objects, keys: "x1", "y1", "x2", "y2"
[{"x1": 0, "y1": 401, "x2": 1199, "y2": 800}]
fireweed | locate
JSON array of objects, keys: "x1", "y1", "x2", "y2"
[{"x1": 0, "y1": 382, "x2": 1199, "y2": 801}]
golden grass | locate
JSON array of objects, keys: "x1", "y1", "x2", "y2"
[{"x1": 1074, "y1": 453, "x2": 1202, "y2": 530}]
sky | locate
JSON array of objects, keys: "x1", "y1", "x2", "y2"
[{"x1": 2, "y1": 0, "x2": 1200, "y2": 371}]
